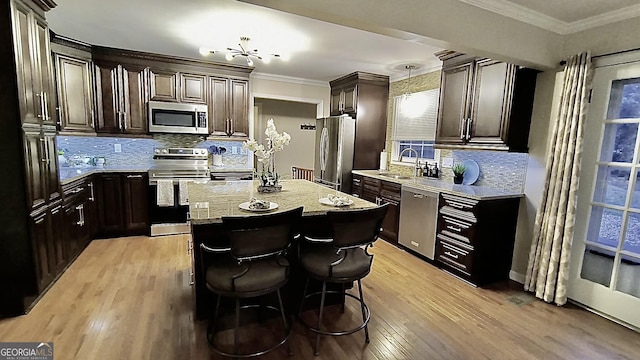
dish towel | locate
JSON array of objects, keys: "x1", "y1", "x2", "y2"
[
  {"x1": 156, "y1": 180, "x2": 174, "y2": 207},
  {"x1": 178, "y1": 180, "x2": 190, "y2": 206}
]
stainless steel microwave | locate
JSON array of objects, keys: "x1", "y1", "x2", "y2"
[{"x1": 148, "y1": 101, "x2": 208, "y2": 134}]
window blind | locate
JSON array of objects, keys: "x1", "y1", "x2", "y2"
[{"x1": 392, "y1": 89, "x2": 440, "y2": 141}]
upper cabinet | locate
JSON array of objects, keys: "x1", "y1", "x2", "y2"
[
  {"x1": 94, "y1": 62, "x2": 148, "y2": 135},
  {"x1": 435, "y1": 51, "x2": 538, "y2": 152},
  {"x1": 329, "y1": 72, "x2": 389, "y2": 170},
  {"x1": 11, "y1": 0, "x2": 57, "y2": 128},
  {"x1": 209, "y1": 77, "x2": 249, "y2": 138},
  {"x1": 51, "y1": 35, "x2": 96, "y2": 134},
  {"x1": 148, "y1": 69, "x2": 178, "y2": 102}
]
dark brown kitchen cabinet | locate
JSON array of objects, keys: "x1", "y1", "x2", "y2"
[
  {"x1": 357, "y1": 175, "x2": 401, "y2": 245},
  {"x1": 149, "y1": 69, "x2": 178, "y2": 102},
  {"x1": 22, "y1": 125, "x2": 60, "y2": 213},
  {"x1": 435, "y1": 193, "x2": 520, "y2": 286},
  {"x1": 209, "y1": 76, "x2": 249, "y2": 137},
  {"x1": 351, "y1": 174, "x2": 363, "y2": 198},
  {"x1": 30, "y1": 209, "x2": 55, "y2": 293},
  {"x1": 52, "y1": 48, "x2": 95, "y2": 133},
  {"x1": 96, "y1": 173, "x2": 149, "y2": 237},
  {"x1": 180, "y1": 73, "x2": 207, "y2": 104},
  {"x1": 94, "y1": 62, "x2": 148, "y2": 135},
  {"x1": 330, "y1": 72, "x2": 389, "y2": 170},
  {"x1": 11, "y1": 0, "x2": 56, "y2": 128},
  {"x1": 435, "y1": 52, "x2": 538, "y2": 152},
  {"x1": 62, "y1": 177, "x2": 94, "y2": 260}
]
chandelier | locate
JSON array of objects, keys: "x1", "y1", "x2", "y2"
[{"x1": 199, "y1": 37, "x2": 280, "y2": 66}]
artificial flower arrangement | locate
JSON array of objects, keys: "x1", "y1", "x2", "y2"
[{"x1": 243, "y1": 118, "x2": 291, "y2": 191}]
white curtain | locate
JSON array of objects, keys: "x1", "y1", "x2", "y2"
[{"x1": 524, "y1": 52, "x2": 593, "y2": 305}]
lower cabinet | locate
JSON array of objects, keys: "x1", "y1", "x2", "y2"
[
  {"x1": 355, "y1": 175, "x2": 401, "y2": 245},
  {"x1": 435, "y1": 193, "x2": 520, "y2": 286},
  {"x1": 29, "y1": 208, "x2": 56, "y2": 294},
  {"x1": 96, "y1": 172, "x2": 149, "y2": 237}
]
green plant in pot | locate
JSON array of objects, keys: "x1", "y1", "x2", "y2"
[{"x1": 452, "y1": 163, "x2": 466, "y2": 184}]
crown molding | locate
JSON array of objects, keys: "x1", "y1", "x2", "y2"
[
  {"x1": 389, "y1": 63, "x2": 442, "y2": 82},
  {"x1": 457, "y1": 0, "x2": 567, "y2": 34},
  {"x1": 251, "y1": 72, "x2": 329, "y2": 87},
  {"x1": 566, "y1": 4, "x2": 640, "y2": 34},
  {"x1": 458, "y1": 0, "x2": 640, "y2": 35}
]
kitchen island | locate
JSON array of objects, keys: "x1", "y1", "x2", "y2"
[{"x1": 188, "y1": 179, "x2": 376, "y2": 319}]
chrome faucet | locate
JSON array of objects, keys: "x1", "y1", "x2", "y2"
[{"x1": 397, "y1": 148, "x2": 421, "y2": 177}]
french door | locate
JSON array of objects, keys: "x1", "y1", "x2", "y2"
[{"x1": 569, "y1": 59, "x2": 640, "y2": 329}]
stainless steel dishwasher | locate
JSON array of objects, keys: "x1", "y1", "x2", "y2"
[{"x1": 398, "y1": 185, "x2": 439, "y2": 260}]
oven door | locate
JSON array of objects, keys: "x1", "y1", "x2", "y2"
[{"x1": 148, "y1": 101, "x2": 208, "y2": 134}]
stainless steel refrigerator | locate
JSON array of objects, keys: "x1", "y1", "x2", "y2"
[{"x1": 314, "y1": 115, "x2": 356, "y2": 193}]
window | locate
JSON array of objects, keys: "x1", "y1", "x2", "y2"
[{"x1": 391, "y1": 89, "x2": 440, "y2": 164}]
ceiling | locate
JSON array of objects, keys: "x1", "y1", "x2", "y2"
[{"x1": 47, "y1": 0, "x2": 640, "y2": 83}]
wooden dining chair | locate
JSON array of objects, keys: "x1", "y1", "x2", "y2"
[{"x1": 291, "y1": 166, "x2": 314, "y2": 181}]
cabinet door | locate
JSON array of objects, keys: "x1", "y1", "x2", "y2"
[
  {"x1": 342, "y1": 84, "x2": 357, "y2": 114},
  {"x1": 149, "y1": 69, "x2": 178, "y2": 102},
  {"x1": 63, "y1": 201, "x2": 81, "y2": 260},
  {"x1": 229, "y1": 79, "x2": 249, "y2": 138},
  {"x1": 380, "y1": 197, "x2": 400, "y2": 244},
  {"x1": 50, "y1": 204, "x2": 66, "y2": 273},
  {"x1": 11, "y1": 1, "x2": 40, "y2": 125},
  {"x1": 330, "y1": 88, "x2": 342, "y2": 115},
  {"x1": 42, "y1": 129, "x2": 61, "y2": 204},
  {"x1": 123, "y1": 174, "x2": 149, "y2": 234},
  {"x1": 97, "y1": 174, "x2": 124, "y2": 235},
  {"x1": 436, "y1": 62, "x2": 473, "y2": 145},
  {"x1": 55, "y1": 54, "x2": 95, "y2": 132},
  {"x1": 180, "y1": 73, "x2": 207, "y2": 103},
  {"x1": 468, "y1": 60, "x2": 514, "y2": 146},
  {"x1": 33, "y1": 15, "x2": 56, "y2": 127},
  {"x1": 22, "y1": 127, "x2": 46, "y2": 212},
  {"x1": 94, "y1": 64, "x2": 121, "y2": 133},
  {"x1": 121, "y1": 66, "x2": 148, "y2": 134},
  {"x1": 209, "y1": 77, "x2": 229, "y2": 136},
  {"x1": 30, "y1": 211, "x2": 54, "y2": 292},
  {"x1": 86, "y1": 179, "x2": 99, "y2": 239}
]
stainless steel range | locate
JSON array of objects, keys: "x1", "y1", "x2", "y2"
[{"x1": 148, "y1": 147, "x2": 210, "y2": 236}]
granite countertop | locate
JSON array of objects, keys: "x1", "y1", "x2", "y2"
[
  {"x1": 59, "y1": 166, "x2": 149, "y2": 184},
  {"x1": 188, "y1": 179, "x2": 376, "y2": 225},
  {"x1": 352, "y1": 170, "x2": 523, "y2": 200},
  {"x1": 209, "y1": 165, "x2": 254, "y2": 173}
]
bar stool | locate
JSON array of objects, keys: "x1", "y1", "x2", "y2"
[
  {"x1": 200, "y1": 206, "x2": 303, "y2": 358},
  {"x1": 298, "y1": 204, "x2": 388, "y2": 355}
]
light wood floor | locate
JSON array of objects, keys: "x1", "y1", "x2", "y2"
[{"x1": 1, "y1": 235, "x2": 639, "y2": 359}]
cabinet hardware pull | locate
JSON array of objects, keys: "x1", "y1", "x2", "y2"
[
  {"x1": 123, "y1": 113, "x2": 127, "y2": 130},
  {"x1": 466, "y1": 118, "x2": 472, "y2": 140},
  {"x1": 43, "y1": 92, "x2": 49, "y2": 121},
  {"x1": 127, "y1": 174, "x2": 143, "y2": 179},
  {"x1": 88, "y1": 182, "x2": 95, "y2": 201},
  {"x1": 353, "y1": 194, "x2": 360, "y2": 198},
  {"x1": 460, "y1": 117, "x2": 465, "y2": 140},
  {"x1": 447, "y1": 225, "x2": 462, "y2": 232},
  {"x1": 118, "y1": 112, "x2": 122, "y2": 130},
  {"x1": 90, "y1": 109, "x2": 95, "y2": 128},
  {"x1": 73, "y1": 187, "x2": 84, "y2": 193},
  {"x1": 353, "y1": 178, "x2": 360, "y2": 184},
  {"x1": 413, "y1": 194, "x2": 424, "y2": 198},
  {"x1": 444, "y1": 251, "x2": 459, "y2": 259},
  {"x1": 56, "y1": 107, "x2": 62, "y2": 126}
]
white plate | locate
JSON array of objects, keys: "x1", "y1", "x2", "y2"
[
  {"x1": 238, "y1": 201, "x2": 278, "y2": 212},
  {"x1": 319, "y1": 197, "x2": 354, "y2": 207},
  {"x1": 461, "y1": 159, "x2": 480, "y2": 185}
]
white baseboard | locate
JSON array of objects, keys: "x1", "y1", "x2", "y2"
[{"x1": 509, "y1": 271, "x2": 526, "y2": 284}]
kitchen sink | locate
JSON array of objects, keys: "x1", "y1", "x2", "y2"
[{"x1": 379, "y1": 173, "x2": 411, "y2": 179}]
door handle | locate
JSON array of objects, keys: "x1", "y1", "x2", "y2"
[
  {"x1": 43, "y1": 92, "x2": 49, "y2": 121},
  {"x1": 35, "y1": 92, "x2": 44, "y2": 120},
  {"x1": 88, "y1": 182, "x2": 95, "y2": 201}
]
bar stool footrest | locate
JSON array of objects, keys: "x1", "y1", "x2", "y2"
[{"x1": 298, "y1": 290, "x2": 370, "y2": 336}]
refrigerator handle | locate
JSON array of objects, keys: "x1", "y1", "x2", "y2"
[{"x1": 320, "y1": 126, "x2": 328, "y2": 172}]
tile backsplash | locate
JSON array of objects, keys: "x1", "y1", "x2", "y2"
[
  {"x1": 440, "y1": 149, "x2": 528, "y2": 192},
  {"x1": 56, "y1": 134, "x2": 250, "y2": 168}
]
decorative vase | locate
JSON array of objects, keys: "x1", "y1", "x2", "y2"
[
  {"x1": 212, "y1": 154, "x2": 223, "y2": 167},
  {"x1": 257, "y1": 156, "x2": 282, "y2": 193},
  {"x1": 453, "y1": 174, "x2": 464, "y2": 184}
]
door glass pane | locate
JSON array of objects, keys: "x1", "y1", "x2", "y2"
[
  {"x1": 607, "y1": 78, "x2": 640, "y2": 119},
  {"x1": 592, "y1": 166, "x2": 630, "y2": 206},
  {"x1": 615, "y1": 256, "x2": 640, "y2": 299},
  {"x1": 599, "y1": 123, "x2": 638, "y2": 163},
  {"x1": 623, "y1": 212, "x2": 640, "y2": 254},
  {"x1": 631, "y1": 171, "x2": 640, "y2": 209},
  {"x1": 581, "y1": 247, "x2": 613, "y2": 287},
  {"x1": 587, "y1": 206, "x2": 623, "y2": 249}
]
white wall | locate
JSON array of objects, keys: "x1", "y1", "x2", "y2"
[
  {"x1": 563, "y1": 18, "x2": 640, "y2": 59},
  {"x1": 254, "y1": 99, "x2": 317, "y2": 177}
]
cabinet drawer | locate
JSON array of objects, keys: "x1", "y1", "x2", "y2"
[
  {"x1": 436, "y1": 235, "x2": 473, "y2": 275},
  {"x1": 440, "y1": 193, "x2": 478, "y2": 212},
  {"x1": 439, "y1": 213, "x2": 475, "y2": 244}
]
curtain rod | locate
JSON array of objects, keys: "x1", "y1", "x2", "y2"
[{"x1": 559, "y1": 47, "x2": 640, "y2": 66}]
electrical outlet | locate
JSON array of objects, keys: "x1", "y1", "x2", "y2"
[
  {"x1": 114, "y1": 143, "x2": 122, "y2": 153},
  {"x1": 232, "y1": 146, "x2": 238, "y2": 154},
  {"x1": 442, "y1": 157, "x2": 453, "y2": 168}
]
